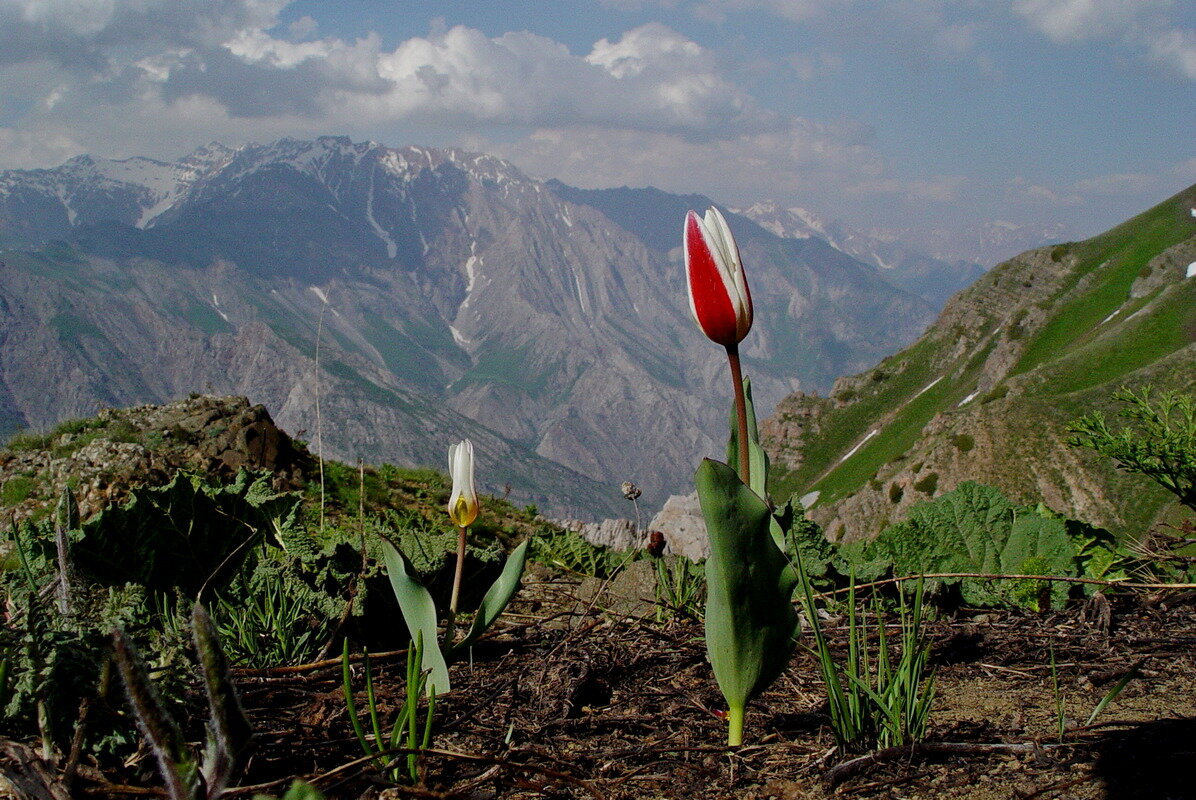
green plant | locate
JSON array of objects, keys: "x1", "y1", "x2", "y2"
[
  {"x1": 253, "y1": 781, "x2": 326, "y2": 800},
  {"x1": 858, "y1": 482, "x2": 1120, "y2": 609},
  {"x1": 73, "y1": 470, "x2": 301, "y2": 597},
  {"x1": 342, "y1": 635, "x2": 436, "y2": 784},
  {"x1": 652, "y1": 554, "x2": 705, "y2": 621},
  {"x1": 699, "y1": 379, "x2": 800, "y2": 746},
  {"x1": 3, "y1": 430, "x2": 53, "y2": 451},
  {"x1": 796, "y1": 571, "x2": 936, "y2": 753},
  {"x1": 2, "y1": 509, "x2": 177, "y2": 762},
  {"x1": 532, "y1": 529, "x2": 623, "y2": 577},
  {"x1": 1068, "y1": 386, "x2": 1196, "y2": 511},
  {"x1": 214, "y1": 570, "x2": 336, "y2": 668},
  {"x1": 382, "y1": 535, "x2": 528, "y2": 694},
  {"x1": 112, "y1": 603, "x2": 252, "y2": 800},
  {"x1": 912, "y1": 472, "x2": 938, "y2": 495},
  {"x1": 382, "y1": 442, "x2": 529, "y2": 695},
  {"x1": 1, "y1": 474, "x2": 38, "y2": 505},
  {"x1": 1048, "y1": 646, "x2": 1141, "y2": 742}
]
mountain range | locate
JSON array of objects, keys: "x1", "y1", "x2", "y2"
[
  {"x1": 762, "y1": 183, "x2": 1196, "y2": 540},
  {"x1": 734, "y1": 201, "x2": 986, "y2": 309},
  {"x1": 0, "y1": 136, "x2": 976, "y2": 518}
]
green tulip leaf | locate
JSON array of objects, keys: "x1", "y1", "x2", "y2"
[
  {"x1": 381, "y1": 540, "x2": 450, "y2": 695},
  {"x1": 726, "y1": 377, "x2": 771, "y2": 503},
  {"x1": 456, "y1": 539, "x2": 530, "y2": 652},
  {"x1": 698, "y1": 458, "x2": 799, "y2": 726}
]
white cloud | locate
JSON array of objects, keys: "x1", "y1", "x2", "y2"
[
  {"x1": 1006, "y1": 176, "x2": 1084, "y2": 206},
  {"x1": 693, "y1": 0, "x2": 848, "y2": 23},
  {"x1": 479, "y1": 120, "x2": 884, "y2": 204},
  {"x1": 1148, "y1": 27, "x2": 1196, "y2": 79},
  {"x1": 146, "y1": 22, "x2": 772, "y2": 135},
  {"x1": 1011, "y1": 0, "x2": 1166, "y2": 42},
  {"x1": 0, "y1": 124, "x2": 83, "y2": 168},
  {"x1": 0, "y1": 18, "x2": 774, "y2": 143},
  {"x1": 1013, "y1": 0, "x2": 1194, "y2": 80},
  {"x1": 788, "y1": 49, "x2": 845, "y2": 81},
  {"x1": 1174, "y1": 156, "x2": 1196, "y2": 181},
  {"x1": 0, "y1": 0, "x2": 285, "y2": 68}
]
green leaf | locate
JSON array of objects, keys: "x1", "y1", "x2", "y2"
[
  {"x1": 73, "y1": 471, "x2": 301, "y2": 595},
  {"x1": 865, "y1": 482, "x2": 1078, "y2": 608},
  {"x1": 111, "y1": 630, "x2": 201, "y2": 800},
  {"x1": 191, "y1": 603, "x2": 252, "y2": 796},
  {"x1": 381, "y1": 540, "x2": 450, "y2": 695},
  {"x1": 456, "y1": 539, "x2": 529, "y2": 651},
  {"x1": 698, "y1": 458, "x2": 799, "y2": 720},
  {"x1": 727, "y1": 377, "x2": 771, "y2": 503}
]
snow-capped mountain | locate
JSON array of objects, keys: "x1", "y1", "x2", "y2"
[
  {"x1": 0, "y1": 137, "x2": 935, "y2": 517},
  {"x1": 737, "y1": 201, "x2": 986, "y2": 308},
  {"x1": 867, "y1": 220, "x2": 1073, "y2": 272}
]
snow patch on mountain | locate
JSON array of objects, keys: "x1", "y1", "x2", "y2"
[{"x1": 366, "y1": 168, "x2": 397, "y2": 259}]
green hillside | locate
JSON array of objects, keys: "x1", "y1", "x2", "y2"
[{"x1": 766, "y1": 184, "x2": 1196, "y2": 540}]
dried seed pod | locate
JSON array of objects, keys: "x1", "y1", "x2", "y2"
[{"x1": 621, "y1": 481, "x2": 641, "y2": 501}]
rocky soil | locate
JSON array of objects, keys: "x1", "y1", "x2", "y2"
[{"x1": 18, "y1": 568, "x2": 1192, "y2": 800}]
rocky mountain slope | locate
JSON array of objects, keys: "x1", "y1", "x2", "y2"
[
  {"x1": 762, "y1": 184, "x2": 1196, "y2": 540},
  {"x1": 0, "y1": 137, "x2": 935, "y2": 518}
]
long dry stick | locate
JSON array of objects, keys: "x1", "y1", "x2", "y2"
[{"x1": 813, "y1": 571, "x2": 1196, "y2": 601}]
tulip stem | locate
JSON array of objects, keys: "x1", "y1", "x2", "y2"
[
  {"x1": 447, "y1": 524, "x2": 468, "y2": 645},
  {"x1": 726, "y1": 704, "x2": 745, "y2": 747},
  {"x1": 726, "y1": 344, "x2": 750, "y2": 489}
]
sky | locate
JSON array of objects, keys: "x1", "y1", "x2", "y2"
[{"x1": 0, "y1": 0, "x2": 1192, "y2": 249}]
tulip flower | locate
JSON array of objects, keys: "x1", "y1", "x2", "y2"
[
  {"x1": 684, "y1": 206, "x2": 754, "y2": 488},
  {"x1": 381, "y1": 438, "x2": 530, "y2": 696},
  {"x1": 686, "y1": 212, "x2": 797, "y2": 747},
  {"x1": 447, "y1": 440, "x2": 479, "y2": 527},
  {"x1": 446, "y1": 439, "x2": 478, "y2": 631},
  {"x1": 684, "y1": 207, "x2": 752, "y2": 348}
]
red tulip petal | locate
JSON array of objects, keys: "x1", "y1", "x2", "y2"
[{"x1": 685, "y1": 211, "x2": 740, "y2": 346}]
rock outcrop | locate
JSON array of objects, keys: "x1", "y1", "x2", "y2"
[{"x1": 0, "y1": 395, "x2": 310, "y2": 522}]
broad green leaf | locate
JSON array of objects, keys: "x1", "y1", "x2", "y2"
[
  {"x1": 381, "y1": 540, "x2": 450, "y2": 695},
  {"x1": 865, "y1": 482, "x2": 1078, "y2": 608},
  {"x1": 73, "y1": 471, "x2": 301, "y2": 595},
  {"x1": 456, "y1": 539, "x2": 529, "y2": 651},
  {"x1": 698, "y1": 458, "x2": 799, "y2": 716}
]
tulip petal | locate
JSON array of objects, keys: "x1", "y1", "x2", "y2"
[
  {"x1": 684, "y1": 207, "x2": 753, "y2": 346},
  {"x1": 447, "y1": 439, "x2": 479, "y2": 527},
  {"x1": 685, "y1": 211, "x2": 741, "y2": 346}
]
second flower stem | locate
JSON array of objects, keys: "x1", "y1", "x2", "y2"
[
  {"x1": 726, "y1": 344, "x2": 750, "y2": 489},
  {"x1": 446, "y1": 524, "x2": 468, "y2": 645}
]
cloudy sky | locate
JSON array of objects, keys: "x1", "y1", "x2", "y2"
[{"x1": 1, "y1": 0, "x2": 1192, "y2": 249}]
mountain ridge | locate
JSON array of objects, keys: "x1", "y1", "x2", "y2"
[
  {"x1": 0, "y1": 136, "x2": 937, "y2": 518},
  {"x1": 762, "y1": 183, "x2": 1196, "y2": 540}
]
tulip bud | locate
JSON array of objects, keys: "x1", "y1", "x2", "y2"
[
  {"x1": 447, "y1": 440, "x2": 479, "y2": 527},
  {"x1": 684, "y1": 207, "x2": 753, "y2": 347}
]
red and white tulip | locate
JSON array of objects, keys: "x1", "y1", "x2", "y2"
[{"x1": 684, "y1": 207, "x2": 753, "y2": 347}]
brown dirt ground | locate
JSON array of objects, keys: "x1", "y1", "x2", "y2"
[{"x1": 73, "y1": 564, "x2": 1196, "y2": 800}]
